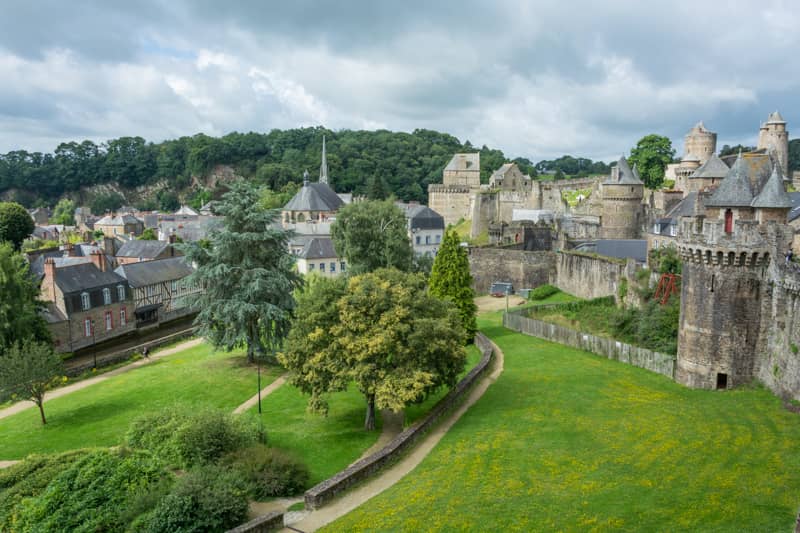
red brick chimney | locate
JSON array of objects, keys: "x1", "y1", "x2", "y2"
[
  {"x1": 64, "y1": 242, "x2": 76, "y2": 257},
  {"x1": 90, "y1": 250, "x2": 106, "y2": 272},
  {"x1": 42, "y1": 257, "x2": 57, "y2": 302}
]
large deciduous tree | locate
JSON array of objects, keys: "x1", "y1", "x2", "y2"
[
  {"x1": 331, "y1": 200, "x2": 413, "y2": 274},
  {"x1": 0, "y1": 339, "x2": 63, "y2": 425},
  {"x1": 628, "y1": 134, "x2": 675, "y2": 189},
  {"x1": 0, "y1": 202, "x2": 35, "y2": 250},
  {"x1": 280, "y1": 268, "x2": 466, "y2": 430},
  {"x1": 429, "y1": 229, "x2": 477, "y2": 342},
  {"x1": 180, "y1": 181, "x2": 302, "y2": 363},
  {"x1": 51, "y1": 198, "x2": 76, "y2": 225},
  {"x1": 0, "y1": 243, "x2": 49, "y2": 350}
]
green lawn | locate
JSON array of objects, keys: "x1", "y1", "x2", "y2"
[
  {"x1": 326, "y1": 311, "x2": 800, "y2": 532},
  {"x1": 0, "y1": 343, "x2": 283, "y2": 459}
]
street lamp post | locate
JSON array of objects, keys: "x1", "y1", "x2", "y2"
[
  {"x1": 91, "y1": 319, "x2": 97, "y2": 369},
  {"x1": 257, "y1": 356, "x2": 262, "y2": 414}
]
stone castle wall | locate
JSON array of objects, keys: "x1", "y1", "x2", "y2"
[
  {"x1": 467, "y1": 247, "x2": 555, "y2": 294},
  {"x1": 428, "y1": 184, "x2": 472, "y2": 227},
  {"x1": 554, "y1": 251, "x2": 638, "y2": 301}
]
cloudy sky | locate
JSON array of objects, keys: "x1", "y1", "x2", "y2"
[{"x1": 1, "y1": 0, "x2": 797, "y2": 162}]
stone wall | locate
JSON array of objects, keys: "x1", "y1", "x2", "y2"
[
  {"x1": 504, "y1": 310, "x2": 676, "y2": 378},
  {"x1": 303, "y1": 333, "x2": 494, "y2": 510},
  {"x1": 427, "y1": 184, "x2": 472, "y2": 227},
  {"x1": 554, "y1": 251, "x2": 637, "y2": 301},
  {"x1": 467, "y1": 247, "x2": 556, "y2": 294},
  {"x1": 226, "y1": 511, "x2": 284, "y2": 533}
]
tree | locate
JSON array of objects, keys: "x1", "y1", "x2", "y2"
[
  {"x1": 429, "y1": 229, "x2": 477, "y2": 342},
  {"x1": 628, "y1": 134, "x2": 675, "y2": 189},
  {"x1": 719, "y1": 144, "x2": 756, "y2": 158},
  {"x1": 0, "y1": 202, "x2": 34, "y2": 250},
  {"x1": 366, "y1": 176, "x2": 389, "y2": 200},
  {"x1": 331, "y1": 200, "x2": 413, "y2": 274},
  {"x1": 0, "y1": 243, "x2": 49, "y2": 350},
  {"x1": 280, "y1": 268, "x2": 466, "y2": 430},
  {"x1": 788, "y1": 139, "x2": 800, "y2": 173},
  {"x1": 0, "y1": 339, "x2": 63, "y2": 424},
  {"x1": 50, "y1": 198, "x2": 76, "y2": 225},
  {"x1": 180, "y1": 181, "x2": 302, "y2": 363},
  {"x1": 138, "y1": 228, "x2": 158, "y2": 240}
]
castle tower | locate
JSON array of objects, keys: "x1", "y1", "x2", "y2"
[
  {"x1": 684, "y1": 122, "x2": 717, "y2": 165},
  {"x1": 676, "y1": 154, "x2": 773, "y2": 390},
  {"x1": 600, "y1": 156, "x2": 644, "y2": 239},
  {"x1": 319, "y1": 135, "x2": 329, "y2": 185},
  {"x1": 757, "y1": 111, "x2": 789, "y2": 176}
]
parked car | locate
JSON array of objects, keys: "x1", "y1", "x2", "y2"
[{"x1": 490, "y1": 282, "x2": 513, "y2": 297}]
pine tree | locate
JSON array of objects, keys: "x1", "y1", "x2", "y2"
[
  {"x1": 180, "y1": 181, "x2": 303, "y2": 362},
  {"x1": 429, "y1": 228, "x2": 477, "y2": 342}
]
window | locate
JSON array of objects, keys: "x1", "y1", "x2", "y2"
[
  {"x1": 340, "y1": 262, "x2": 346, "y2": 272},
  {"x1": 81, "y1": 292, "x2": 90, "y2": 311},
  {"x1": 330, "y1": 262, "x2": 336, "y2": 273},
  {"x1": 309, "y1": 263, "x2": 315, "y2": 271},
  {"x1": 425, "y1": 235, "x2": 430, "y2": 245},
  {"x1": 435, "y1": 234, "x2": 441, "y2": 244},
  {"x1": 724, "y1": 209, "x2": 733, "y2": 234},
  {"x1": 117, "y1": 285, "x2": 125, "y2": 301},
  {"x1": 320, "y1": 263, "x2": 325, "y2": 272},
  {"x1": 653, "y1": 223, "x2": 660, "y2": 234},
  {"x1": 120, "y1": 308, "x2": 127, "y2": 326},
  {"x1": 171, "y1": 280, "x2": 178, "y2": 292},
  {"x1": 416, "y1": 236, "x2": 421, "y2": 245},
  {"x1": 103, "y1": 288, "x2": 111, "y2": 305},
  {"x1": 84, "y1": 318, "x2": 92, "y2": 337},
  {"x1": 105, "y1": 311, "x2": 113, "y2": 331}
]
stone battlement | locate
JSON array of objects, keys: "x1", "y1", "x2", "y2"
[{"x1": 428, "y1": 184, "x2": 472, "y2": 194}]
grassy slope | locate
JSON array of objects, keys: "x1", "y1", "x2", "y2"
[
  {"x1": 0, "y1": 343, "x2": 283, "y2": 459},
  {"x1": 326, "y1": 311, "x2": 800, "y2": 532}
]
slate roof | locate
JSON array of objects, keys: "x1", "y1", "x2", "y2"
[
  {"x1": 705, "y1": 154, "x2": 753, "y2": 207},
  {"x1": 116, "y1": 239, "x2": 170, "y2": 259},
  {"x1": 297, "y1": 238, "x2": 338, "y2": 260},
  {"x1": 174, "y1": 205, "x2": 199, "y2": 216},
  {"x1": 751, "y1": 165, "x2": 793, "y2": 208},
  {"x1": 115, "y1": 256, "x2": 194, "y2": 288},
  {"x1": 787, "y1": 192, "x2": 800, "y2": 223},
  {"x1": 690, "y1": 154, "x2": 729, "y2": 179},
  {"x1": 396, "y1": 203, "x2": 445, "y2": 230},
  {"x1": 603, "y1": 156, "x2": 643, "y2": 185},
  {"x1": 95, "y1": 214, "x2": 142, "y2": 226},
  {"x1": 666, "y1": 192, "x2": 699, "y2": 219},
  {"x1": 55, "y1": 263, "x2": 127, "y2": 294},
  {"x1": 444, "y1": 153, "x2": 479, "y2": 172},
  {"x1": 283, "y1": 182, "x2": 344, "y2": 212},
  {"x1": 766, "y1": 111, "x2": 785, "y2": 123},
  {"x1": 573, "y1": 240, "x2": 648, "y2": 263}
]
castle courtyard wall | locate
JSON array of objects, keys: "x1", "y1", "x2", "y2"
[{"x1": 467, "y1": 247, "x2": 555, "y2": 294}]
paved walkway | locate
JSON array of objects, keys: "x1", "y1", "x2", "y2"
[
  {"x1": 283, "y1": 337, "x2": 505, "y2": 532},
  {"x1": 0, "y1": 338, "x2": 204, "y2": 422},
  {"x1": 233, "y1": 374, "x2": 289, "y2": 414}
]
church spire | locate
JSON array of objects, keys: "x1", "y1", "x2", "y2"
[{"x1": 319, "y1": 135, "x2": 329, "y2": 184}]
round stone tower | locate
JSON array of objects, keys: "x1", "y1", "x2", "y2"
[
  {"x1": 600, "y1": 156, "x2": 644, "y2": 239},
  {"x1": 757, "y1": 111, "x2": 789, "y2": 176},
  {"x1": 684, "y1": 122, "x2": 717, "y2": 165}
]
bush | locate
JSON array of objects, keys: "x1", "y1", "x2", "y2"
[
  {"x1": 126, "y1": 408, "x2": 259, "y2": 468},
  {"x1": 528, "y1": 284, "x2": 559, "y2": 301},
  {"x1": 12, "y1": 448, "x2": 167, "y2": 532},
  {"x1": 145, "y1": 465, "x2": 249, "y2": 533},
  {"x1": 224, "y1": 444, "x2": 310, "y2": 499}
]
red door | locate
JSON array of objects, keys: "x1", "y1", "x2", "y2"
[{"x1": 724, "y1": 210, "x2": 733, "y2": 234}]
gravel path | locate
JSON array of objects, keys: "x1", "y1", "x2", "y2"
[
  {"x1": 283, "y1": 337, "x2": 505, "y2": 532},
  {"x1": 0, "y1": 338, "x2": 204, "y2": 422},
  {"x1": 232, "y1": 374, "x2": 289, "y2": 414}
]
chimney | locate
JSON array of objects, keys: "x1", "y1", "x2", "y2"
[
  {"x1": 64, "y1": 242, "x2": 76, "y2": 257},
  {"x1": 43, "y1": 258, "x2": 57, "y2": 302},
  {"x1": 102, "y1": 236, "x2": 115, "y2": 256},
  {"x1": 168, "y1": 232, "x2": 176, "y2": 244},
  {"x1": 90, "y1": 250, "x2": 106, "y2": 272}
]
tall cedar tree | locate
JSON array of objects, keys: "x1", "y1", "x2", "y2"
[
  {"x1": 429, "y1": 229, "x2": 477, "y2": 342},
  {"x1": 280, "y1": 268, "x2": 466, "y2": 430},
  {"x1": 0, "y1": 202, "x2": 35, "y2": 250},
  {"x1": 0, "y1": 340, "x2": 63, "y2": 424},
  {"x1": 330, "y1": 200, "x2": 413, "y2": 274},
  {"x1": 0, "y1": 243, "x2": 49, "y2": 350},
  {"x1": 180, "y1": 181, "x2": 302, "y2": 362}
]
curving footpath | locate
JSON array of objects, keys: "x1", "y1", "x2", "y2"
[{"x1": 282, "y1": 336, "x2": 505, "y2": 532}]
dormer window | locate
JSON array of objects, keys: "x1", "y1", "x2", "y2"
[
  {"x1": 81, "y1": 292, "x2": 90, "y2": 310},
  {"x1": 117, "y1": 285, "x2": 126, "y2": 301},
  {"x1": 103, "y1": 288, "x2": 111, "y2": 305}
]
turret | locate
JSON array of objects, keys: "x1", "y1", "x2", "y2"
[
  {"x1": 757, "y1": 111, "x2": 789, "y2": 176},
  {"x1": 600, "y1": 156, "x2": 644, "y2": 239}
]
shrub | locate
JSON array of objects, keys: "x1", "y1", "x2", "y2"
[
  {"x1": 529, "y1": 284, "x2": 559, "y2": 301},
  {"x1": 145, "y1": 465, "x2": 250, "y2": 533},
  {"x1": 126, "y1": 408, "x2": 260, "y2": 468},
  {"x1": 224, "y1": 444, "x2": 310, "y2": 499},
  {"x1": 12, "y1": 448, "x2": 167, "y2": 532}
]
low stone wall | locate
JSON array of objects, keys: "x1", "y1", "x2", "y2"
[
  {"x1": 504, "y1": 310, "x2": 675, "y2": 379},
  {"x1": 468, "y1": 247, "x2": 556, "y2": 294},
  {"x1": 64, "y1": 328, "x2": 196, "y2": 377},
  {"x1": 554, "y1": 250, "x2": 638, "y2": 301},
  {"x1": 225, "y1": 511, "x2": 284, "y2": 533},
  {"x1": 303, "y1": 333, "x2": 495, "y2": 510}
]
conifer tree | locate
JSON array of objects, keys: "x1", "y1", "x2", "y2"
[
  {"x1": 180, "y1": 181, "x2": 302, "y2": 362},
  {"x1": 429, "y1": 228, "x2": 477, "y2": 342}
]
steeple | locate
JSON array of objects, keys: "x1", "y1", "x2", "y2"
[
  {"x1": 319, "y1": 135, "x2": 329, "y2": 185},
  {"x1": 303, "y1": 169, "x2": 310, "y2": 187}
]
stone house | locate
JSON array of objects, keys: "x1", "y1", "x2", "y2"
[
  {"x1": 29, "y1": 208, "x2": 50, "y2": 225},
  {"x1": 40, "y1": 252, "x2": 134, "y2": 353},
  {"x1": 115, "y1": 240, "x2": 179, "y2": 265},
  {"x1": 295, "y1": 237, "x2": 346, "y2": 277},
  {"x1": 396, "y1": 203, "x2": 445, "y2": 256},
  {"x1": 114, "y1": 256, "x2": 199, "y2": 328},
  {"x1": 94, "y1": 213, "x2": 144, "y2": 238}
]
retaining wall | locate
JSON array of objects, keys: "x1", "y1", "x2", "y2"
[
  {"x1": 504, "y1": 310, "x2": 675, "y2": 379},
  {"x1": 554, "y1": 251, "x2": 638, "y2": 301},
  {"x1": 225, "y1": 511, "x2": 284, "y2": 533},
  {"x1": 303, "y1": 333, "x2": 495, "y2": 510},
  {"x1": 468, "y1": 247, "x2": 556, "y2": 294}
]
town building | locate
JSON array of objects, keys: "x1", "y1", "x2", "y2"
[
  {"x1": 295, "y1": 237, "x2": 346, "y2": 277},
  {"x1": 115, "y1": 239, "x2": 179, "y2": 265},
  {"x1": 396, "y1": 203, "x2": 445, "y2": 256},
  {"x1": 94, "y1": 213, "x2": 144, "y2": 238}
]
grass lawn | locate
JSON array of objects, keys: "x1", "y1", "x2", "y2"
[
  {"x1": 326, "y1": 311, "x2": 800, "y2": 532},
  {"x1": 240, "y1": 343, "x2": 484, "y2": 485},
  {"x1": 0, "y1": 343, "x2": 283, "y2": 459}
]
